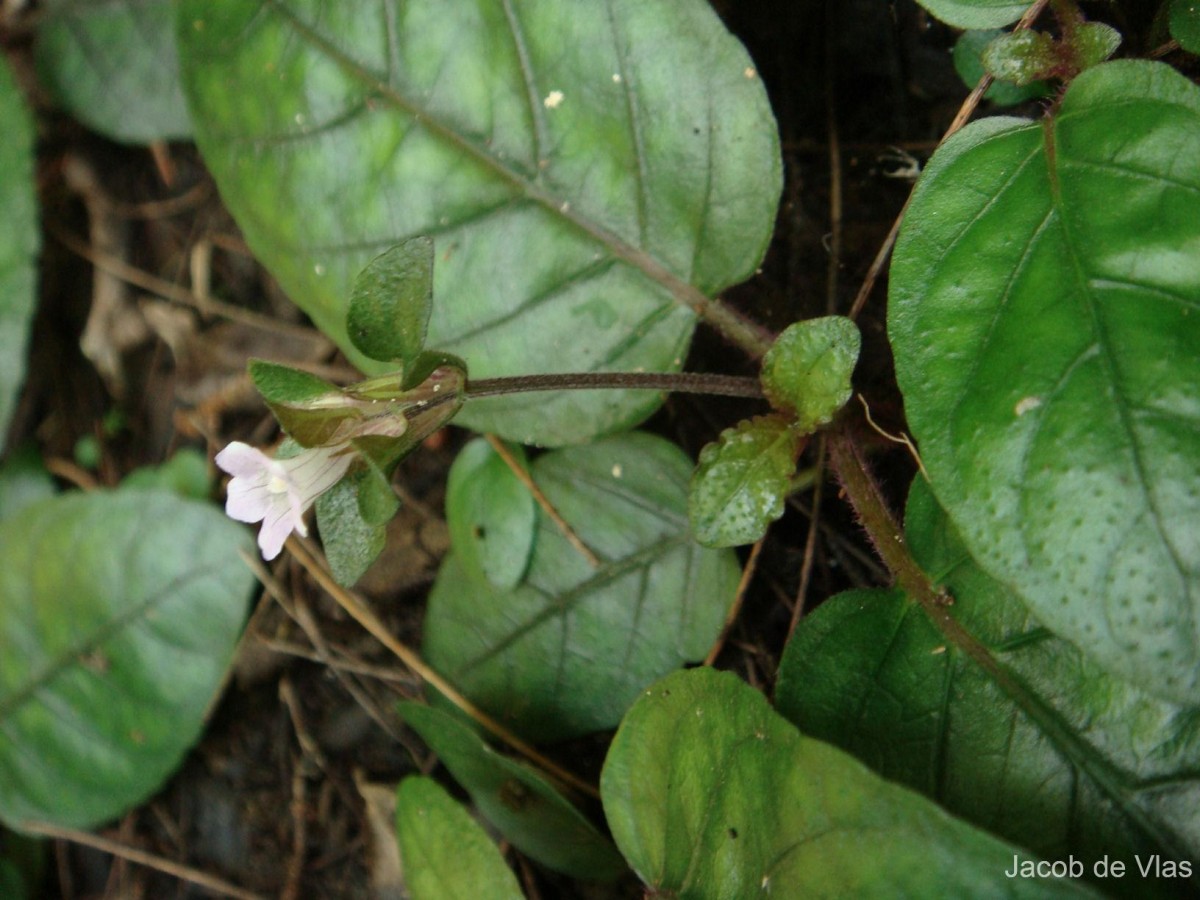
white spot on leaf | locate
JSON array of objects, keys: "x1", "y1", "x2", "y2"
[
  {"x1": 1014, "y1": 396, "x2": 1042, "y2": 416},
  {"x1": 543, "y1": 90, "x2": 564, "y2": 109}
]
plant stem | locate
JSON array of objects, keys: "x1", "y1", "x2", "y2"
[
  {"x1": 464, "y1": 371, "x2": 764, "y2": 400},
  {"x1": 826, "y1": 428, "x2": 1033, "y2": 698}
]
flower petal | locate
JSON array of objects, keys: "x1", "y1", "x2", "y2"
[{"x1": 215, "y1": 441, "x2": 274, "y2": 477}]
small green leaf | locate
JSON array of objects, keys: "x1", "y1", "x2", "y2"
[
  {"x1": 394, "y1": 776, "x2": 524, "y2": 900},
  {"x1": 760, "y1": 315, "x2": 860, "y2": 430},
  {"x1": 446, "y1": 438, "x2": 536, "y2": 589},
  {"x1": 601, "y1": 668, "x2": 1094, "y2": 898},
  {"x1": 1069, "y1": 23, "x2": 1121, "y2": 71},
  {"x1": 0, "y1": 56, "x2": 37, "y2": 440},
  {"x1": 689, "y1": 414, "x2": 803, "y2": 548},
  {"x1": 911, "y1": 0, "x2": 1031, "y2": 29},
  {"x1": 424, "y1": 432, "x2": 739, "y2": 742},
  {"x1": 0, "y1": 490, "x2": 253, "y2": 830},
  {"x1": 982, "y1": 30, "x2": 1058, "y2": 85},
  {"x1": 953, "y1": 30, "x2": 1051, "y2": 105},
  {"x1": 889, "y1": 61, "x2": 1200, "y2": 703},
  {"x1": 315, "y1": 473, "x2": 388, "y2": 587},
  {"x1": 397, "y1": 703, "x2": 626, "y2": 882},
  {"x1": 776, "y1": 480, "x2": 1200, "y2": 883},
  {"x1": 1171, "y1": 0, "x2": 1200, "y2": 53},
  {"x1": 35, "y1": 0, "x2": 191, "y2": 143},
  {"x1": 347, "y1": 237, "x2": 434, "y2": 367}
]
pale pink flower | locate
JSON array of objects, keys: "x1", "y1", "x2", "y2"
[{"x1": 215, "y1": 441, "x2": 354, "y2": 560}]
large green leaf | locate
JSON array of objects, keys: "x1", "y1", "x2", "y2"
[
  {"x1": 0, "y1": 490, "x2": 252, "y2": 830},
  {"x1": 0, "y1": 57, "x2": 37, "y2": 442},
  {"x1": 394, "y1": 776, "x2": 524, "y2": 899},
  {"x1": 177, "y1": 0, "x2": 781, "y2": 446},
  {"x1": 35, "y1": 0, "x2": 191, "y2": 143},
  {"x1": 397, "y1": 703, "x2": 626, "y2": 881},
  {"x1": 913, "y1": 0, "x2": 1031, "y2": 28},
  {"x1": 776, "y1": 480, "x2": 1200, "y2": 897},
  {"x1": 424, "y1": 432, "x2": 739, "y2": 742},
  {"x1": 601, "y1": 667, "x2": 1093, "y2": 898},
  {"x1": 888, "y1": 61, "x2": 1200, "y2": 704}
]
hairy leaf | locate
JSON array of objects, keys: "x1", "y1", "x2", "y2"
[
  {"x1": 777, "y1": 480, "x2": 1200, "y2": 897},
  {"x1": 889, "y1": 61, "x2": 1200, "y2": 703},
  {"x1": 760, "y1": 315, "x2": 860, "y2": 430},
  {"x1": 689, "y1": 414, "x2": 802, "y2": 548}
]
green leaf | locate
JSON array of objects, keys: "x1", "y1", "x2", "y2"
[
  {"x1": 0, "y1": 447, "x2": 56, "y2": 521},
  {"x1": 889, "y1": 61, "x2": 1200, "y2": 704},
  {"x1": 121, "y1": 448, "x2": 210, "y2": 500},
  {"x1": 397, "y1": 702, "x2": 626, "y2": 881},
  {"x1": 1169, "y1": 0, "x2": 1200, "y2": 53},
  {"x1": 911, "y1": 0, "x2": 1031, "y2": 29},
  {"x1": 760, "y1": 315, "x2": 860, "y2": 430},
  {"x1": 1068, "y1": 23, "x2": 1121, "y2": 71},
  {"x1": 424, "y1": 432, "x2": 739, "y2": 742},
  {"x1": 347, "y1": 237, "x2": 434, "y2": 367},
  {"x1": 601, "y1": 667, "x2": 1094, "y2": 898},
  {"x1": 982, "y1": 30, "x2": 1058, "y2": 85},
  {"x1": 178, "y1": 0, "x2": 781, "y2": 446},
  {"x1": 777, "y1": 480, "x2": 1200, "y2": 891},
  {"x1": 394, "y1": 776, "x2": 524, "y2": 900},
  {"x1": 953, "y1": 30, "x2": 1050, "y2": 106},
  {"x1": 688, "y1": 414, "x2": 803, "y2": 548},
  {"x1": 35, "y1": 0, "x2": 191, "y2": 143},
  {"x1": 315, "y1": 472, "x2": 389, "y2": 586},
  {"x1": 446, "y1": 438, "x2": 536, "y2": 590},
  {"x1": 0, "y1": 56, "x2": 37, "y2": 441},
  {"x1": 0, "y1": 490, "x2": 253, "y2": 830}
]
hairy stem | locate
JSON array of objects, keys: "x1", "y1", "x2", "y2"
[{"x1": 464, "y1": 371, "x2": 765, "y2": 400}]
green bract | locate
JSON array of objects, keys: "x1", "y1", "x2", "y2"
[
  {"x1": 424, "y1": 432, "x2": 739, "y2": 741},
  {"x1": 0, "y1": 57, "x2": 37, "y2": 440},
  {"x1": 347, "y1": 237, "x2": 434, "y2": 369},
  {"x1": 0, "y1": 490, "x2": 252, "y2": 830},
  {"x1": 177, "y1": 0, "x2": 781, "y2": 445},
  {"x1": 397, "y1": 703, "x2": 626, "y2": 881},
  {"x1": 601, "y1": 668, "x2": 1094, "y2": 898},
  {"x1": 889, "y1": 61, "x2": 1200, "y2": 704},
  {"x1": 689, "y1": 414, "x2": 803, "y2": 548},
  {"x1": 777, "y1": 480, "x2": 1200, "y2": 884},
  {"x1": 760, "y1": 315, "x2": 860, "y2": 430}
]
